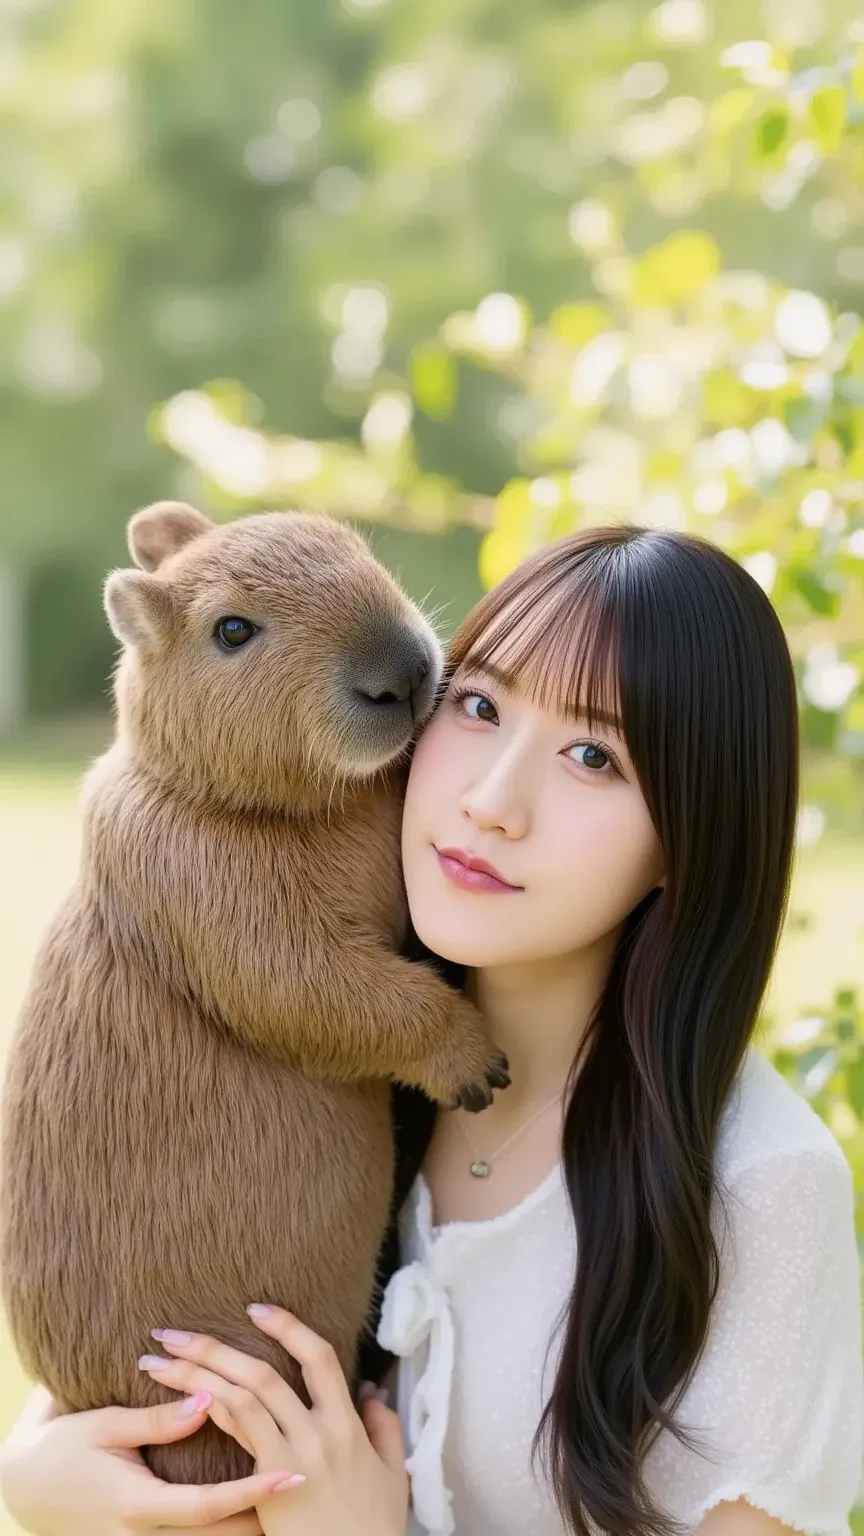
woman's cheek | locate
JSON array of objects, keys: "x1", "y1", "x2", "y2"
[
  {"x1": 404, "y1": 717, "x2": 453, "y2": 828},
  {"x1": 546, "y1": 794, "x2": 659, "y2": 930},
  {"x1": 402, "y1": 721, "x2": 444, "y2": 872}
]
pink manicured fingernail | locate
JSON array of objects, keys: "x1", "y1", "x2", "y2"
[
  {"x1": 178, "y1": 1391, "x2": 212, "y2": 1417},
  {"x1": 246, "y1": 1303, "x2": 273, "y2": 1318},
  {"x1": 272, "y1": 1474, "x2": 306, "y2": 1491},
  {"x1": 139, "y1": 1354, "x2": 170, "y2": 1370},
  {"x1": 152, "y1": 1328, "x2": 192, "y2": 1345}
]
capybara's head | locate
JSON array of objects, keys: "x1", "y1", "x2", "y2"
[{"x1": 104, "y1": 502, "x2": 443, "y2": 811}]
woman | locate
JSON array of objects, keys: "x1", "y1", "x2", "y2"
[{"x1": 2, "y1": 524, "x2": 861, "y2": 1536}]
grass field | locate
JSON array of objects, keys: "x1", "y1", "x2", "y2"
[{"x1": 0, "y1": 758, "x2": 862, "y2": 1533}]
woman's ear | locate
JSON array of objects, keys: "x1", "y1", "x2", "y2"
[
  {"x1": 104, "y1": 569, "x2": 174, "y2": 651},
  {"x1": 127, "y1": 501, "x2": 213, "y2": 572}
]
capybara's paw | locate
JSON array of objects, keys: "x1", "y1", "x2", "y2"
[
  {"x1": 420, "y1": 1008, "x2": 511, "y2": 1112},
  {"x1": 453, "y1": 1047, "x2": 512, "y2": 1114}
]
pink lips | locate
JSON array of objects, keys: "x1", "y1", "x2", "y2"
[{"x1": 435, "y1": 846, "x2": 522, "y2": 894}]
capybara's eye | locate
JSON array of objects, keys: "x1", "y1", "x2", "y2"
[{"x1": 215, "y1": 616, "x2": 257, "y2": 649}]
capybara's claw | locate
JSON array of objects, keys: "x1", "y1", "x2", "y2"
[
  {"x1": 485, "y1": 1050, "x2": 511, "y2": 1090},
  {"x1": 457, "y1": 1081, "x2": 495, "y2": 1113},
  {"x1": 422, "y1": 1005, "x2": 511, "y2": 1110},
  {"x1": 458, "y1": 1053, "x2": 510, "y2": 1109}
]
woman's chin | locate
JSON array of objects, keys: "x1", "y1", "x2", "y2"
[{"x1": 409, "y1": 906, "x2": 518, "y2": 971}]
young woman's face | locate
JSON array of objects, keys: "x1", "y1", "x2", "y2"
[{"x1": 402, "y1": 660, "x2": 665, "y2": 970}]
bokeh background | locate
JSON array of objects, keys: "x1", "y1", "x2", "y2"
[{"x1": 1, "y1": 0, "x2": 863, "y2": 1528}]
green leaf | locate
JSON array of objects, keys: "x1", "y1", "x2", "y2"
[
  {"x1": 703, "y1": 369, "x2": 753, "y2": 427},
  {"x1": 754, "y1": 108, "x2": 788, "y2": 160},
  {"x1": 646, "y1": 449, "x2": 684, "y2": 480},
  {"x1": 634, "y1": 230, "x2": 721, "y2": 307},
  {"x1": 482, "y1": 477, "x2": 562, "y2": 585},
  {"x1": 795, "y1": 569, "x2": 839, "y2": 616},
  {"x1": 410, "y1": 345, "x2": 457, "y2": 420},
  {"x1": 494, "y1": 477, "x2": 534, "y2": 534},
  {"x1": 711, "y1": 88, "x2": 756, "y2": 134},
  {"x1": 848, "y1": 1056, "x2": 864, "y2": 1120},
  {"x1": 548, "y1": 302, "x2": 611, "y2": 349},
  {"x1": 846, "y1": 329, "x2": 864, "y2": 378},
  {"x1": 809, "y1": 86, "x2": 846, "y2": 154}
]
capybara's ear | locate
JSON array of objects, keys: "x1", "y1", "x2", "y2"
[
  {"x1": 104, "y1": 569, "x2": 175, "y2": 651},
  {"x1": 128, "y1": 501, "x2": 213, "y2": 573}
]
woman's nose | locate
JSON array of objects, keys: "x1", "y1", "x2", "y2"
[{"x1": 459, "y1": 763, "x2": 529, "y2": 839}]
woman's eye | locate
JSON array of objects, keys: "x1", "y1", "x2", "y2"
[
  {"x1": 459, "y1": 691, "x2": 498, "y2": 724},
  {"x1": 215, "y1": 616, "x2": 257, "y2": 649},
  {"x1": 566, "y1": 742, "x2": 614, "y2": 774}
]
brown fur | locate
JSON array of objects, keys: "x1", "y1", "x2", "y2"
[{"x1": 0, "y1": 504, "x2": 507, "y2": 1485}]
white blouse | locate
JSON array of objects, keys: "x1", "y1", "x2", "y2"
[{"x1": 378, "y1": 1047, "x2": 864, "y2": 1536}]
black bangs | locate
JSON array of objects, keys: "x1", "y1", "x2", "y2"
[{"x1": 447, "y1": 539, "x2": 628, "y2": 737}]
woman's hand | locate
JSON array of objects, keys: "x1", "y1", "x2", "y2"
[
  {"x1": 0, "y1": 1381, "x2": 292, "y2": 1535},
  {"x1": 137, "y1": 1305, "x2": 410, "y2": 1536}
]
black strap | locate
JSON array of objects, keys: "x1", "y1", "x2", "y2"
[
  {"x1": 354, "y1": 1080, "x2": 438, "y2": 1389},
  {"x1": 354, "y1": 930, "x2": 460, "y2": 1390}
]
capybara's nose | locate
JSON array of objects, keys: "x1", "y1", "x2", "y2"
[
  {"x1": 353, "y1": 635, "x2": 431, "y2": 708},
  {"x1": 358, "y1": 656, "x2": 429, "y2": 706}
]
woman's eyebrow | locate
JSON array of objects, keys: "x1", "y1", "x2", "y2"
[{"x1": 457, "y1": 662, "x2": 624, "y2": 734}]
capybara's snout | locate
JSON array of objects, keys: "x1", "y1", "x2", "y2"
[
  {"x1": 351, "y1": 619, "x2": 438, "y2": 709},
  {"x1": 341, "y1": 615, "x2": 442, "y2": 767}
]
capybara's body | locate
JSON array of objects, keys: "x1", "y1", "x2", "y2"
[{"x1": 0, "y1": 504, "x2": 508, "y2": 1484}]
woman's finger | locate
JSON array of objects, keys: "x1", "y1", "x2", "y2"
[
  {"x1": 360, "y1": 1399, "x2": 407, "y2": 1475},
  {"x1": 139, "y1": 1355, "x2": 246, "y2": 1409},
  {"x1": 201, "y1": 1391, "x2": 255, "y2": 1460},
  {"x1": 89, "y1": 1393, "x2": 213, "y2": 1450},
  {"x1": 139, "y1": 1356, "x2": 290, "y2": 1465},
  {"x1": 146, "y1": 1331, "x2": 308, "y2": 1441},
  {"x1": 246, "y1": 1306, "x2": 355, "y2": 1420},
  {"x1": 160, "y1": 1518, "x2": 264, "y2": 1536},
  {"x1": 130, "y1": 1467, "x2": 299, "y2": 1528}
]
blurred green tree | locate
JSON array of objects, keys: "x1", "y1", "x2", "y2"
[{"x1": 2, "y1": 0, "x2": 863, "y2": 714}]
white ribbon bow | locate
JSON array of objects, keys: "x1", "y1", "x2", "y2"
[{"x1": 378, "y1": 1259, "x2": 456, "y2": 1536}]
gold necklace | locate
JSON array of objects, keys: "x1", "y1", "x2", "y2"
[{"x1": 453, "y1": 1091, "x2": 563, "y2": 1179}]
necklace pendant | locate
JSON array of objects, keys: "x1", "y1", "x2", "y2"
[{"x1": 469, "y1": 1159, "x2": 491, "y2": 1179}]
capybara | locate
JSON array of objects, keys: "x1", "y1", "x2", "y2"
[{"x1": 0, "y1": 502, "x2": 509, "y2": 1485}]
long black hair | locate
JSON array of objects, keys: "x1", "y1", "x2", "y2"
[{"x1": 422, "y1": 524, "x2": 800, "y2": 1536}]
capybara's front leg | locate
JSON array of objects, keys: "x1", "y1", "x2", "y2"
[
  {"x1": 210, "y1": 933, "x2": 510, "y2": 1111},
  {"x1": 111, "y1": 793, "x2": 509, "y2": 1108},
  {"x1": 276, "y1": 941, "x2": 511, "y2": 1110}
]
